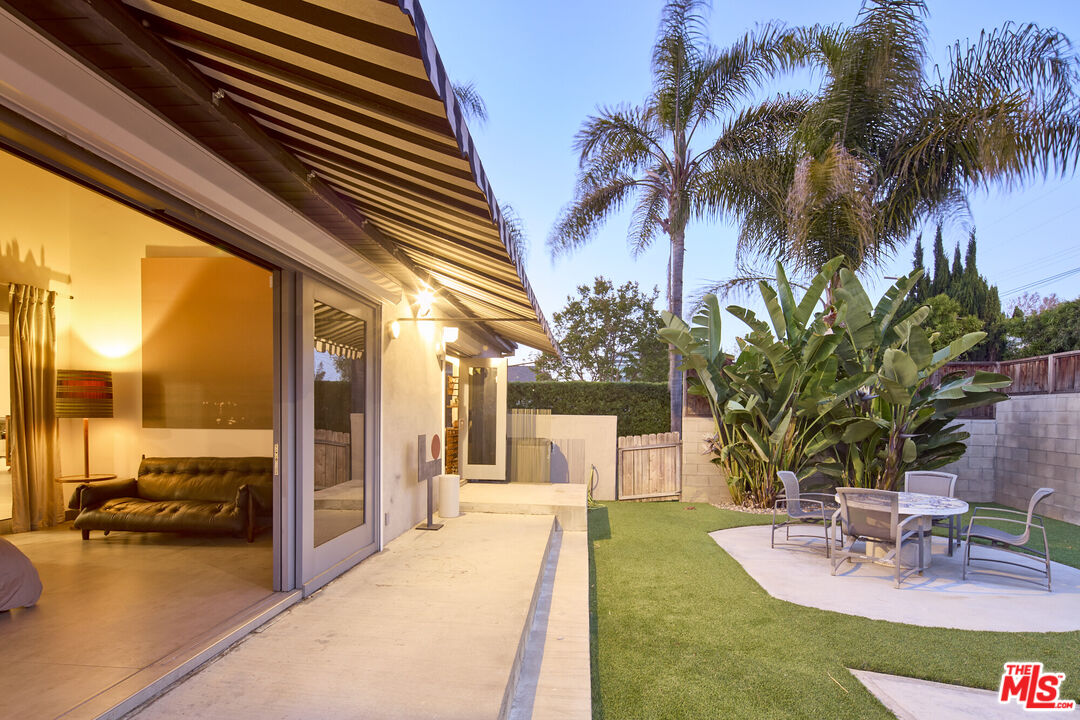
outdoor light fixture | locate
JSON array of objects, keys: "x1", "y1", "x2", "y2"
[
  {"x1": 442, "y1": 326, "x2": 459, "y2": 343},
  {"x1": 389, "y1": 320, "x2": 401, "y2": 340},
  {"x1": 416, "y1": 287, "x2": 435, "y2": 317}
]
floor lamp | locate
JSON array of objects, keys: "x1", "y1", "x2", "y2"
[{"x1": 56, "y1": 370, "x2": 113, "y2": 479}]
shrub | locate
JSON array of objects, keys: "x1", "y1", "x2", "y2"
[
  {"x1": 660, "y1": 258, "x2": 1011, "y2": 506},
  {"x1": 508, "y1": 381, "x2": 669, "y2": 436}
]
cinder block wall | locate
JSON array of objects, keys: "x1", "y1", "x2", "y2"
[
  {"x1": 992, "y1": 394, "x2": 1080, "y2": 525},
  {"x1": 938, "y1": 420, "x2": 998, "y2": 502},
  {"x1": 939, "y1": 394, "x2": 1080, "y2": 523},
  {"x1": 680, "y1": 415, "x2": 730, "y2": 504}
]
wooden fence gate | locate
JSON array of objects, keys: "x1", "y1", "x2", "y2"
[{"x1": 617, "y1": 432, "x2": 681, "y2": 501}]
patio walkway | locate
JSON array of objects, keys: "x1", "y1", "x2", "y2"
[
  {"x1": 128, "y1": 512, "x2": 590, "y2": 720},
  {"x1": 710, "y1": 525, "x2": 1080, "y2": 631}
]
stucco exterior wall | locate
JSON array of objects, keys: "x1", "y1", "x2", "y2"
[
  {"x1": 537, "y1": 414, "x2": 617, "y2": 500},
  {"x1": 680, "y1": 415, "x2": 730, "y2": 504},
  {"x1": 379, "y1": 299, "x2": 445, "y2": 544}
]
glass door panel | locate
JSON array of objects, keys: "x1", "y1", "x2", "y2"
[
  {"x1": 312, "y1": 302, "x2": 366, "y2": 546},
  {"x1": 299, "y1": 280, "x2": 377, "y2": 593},
  {"x1": 459, "y1": 357, "x2": 507, "y2": 481}
]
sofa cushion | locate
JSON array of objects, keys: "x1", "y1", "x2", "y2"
[
  {"x1": 75, "y1": 497, "x2": 244, "y2": 535},
  {"x1": 137, "y1": 457, "x2": 273, "y2": 511}
]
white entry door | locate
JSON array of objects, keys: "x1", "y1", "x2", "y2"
[{"x1": 459, "y1": 357, "x2": 507, "y2": 481}]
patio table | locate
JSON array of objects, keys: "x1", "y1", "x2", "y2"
[{"x1": 834, "y1": 491, "x2": 968, "y2": 570}]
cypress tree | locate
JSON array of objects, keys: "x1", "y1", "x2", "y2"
[
  {"x1": 911, "y1": 233, "x2": 928, "y2": 302},
  {"x1": 964, "y1": 230, "x2": 977, "y2": 276},
  {"x1": 930, "y1": 224, "x2": 949, "y2": 295}
]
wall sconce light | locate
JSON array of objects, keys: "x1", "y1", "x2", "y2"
[
  {"x1": 389, "y1": 320, "x2": 401, "y2": 340},
  {"x1": 416, "y1": 287, "x2": 434, "y2": 318},
  {"x1": 442, "y1": 326, "x2": 459, "y2": 344}
]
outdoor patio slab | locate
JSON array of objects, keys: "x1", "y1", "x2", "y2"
[
  {"x1": 851, "y1": 669, "x2": 1042, "y2": 720},
  {"x1": 459, "y1": 482, "x2": 587, "y2": 531},
  {"x1": 710, "y1": 525, "x2": 1080, "y2": 631},
  {"x1": 129, "y1": 513, "x2": 557, "y2": 720}
]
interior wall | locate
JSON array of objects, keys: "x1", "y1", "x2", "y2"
[
  {"x1": 0, "y1": 150, "x2": 272, "y2": 496},
  {"x1": 379, "y1": 297, "x2": 444, "y2": 543}
]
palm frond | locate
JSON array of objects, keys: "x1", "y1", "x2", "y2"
[
  {"x1": 628, "y1": 179, "x2": 669, "y2": 257},
  {"x1": 500, "y1": 202, "x2": 528, "y2": 267},
  {"x1": 451, "y1": 81, "x2": 488, "y2": 124},
  {"x1": 548, "y1": 176, "x2": 641, "y2": 256}
]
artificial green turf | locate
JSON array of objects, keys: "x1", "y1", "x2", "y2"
[{"x1": 589, "y1": 501, "x2": 1080, "y2": 720}]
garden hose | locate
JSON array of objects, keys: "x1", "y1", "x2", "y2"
[{"x1": 587, "y1": 464, "x2": 602, "y2": 509}]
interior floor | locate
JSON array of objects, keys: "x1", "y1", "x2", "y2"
[{"x1": 0, "y1": 524, "x2": 273, "y2": 720}]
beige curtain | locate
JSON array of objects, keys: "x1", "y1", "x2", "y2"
[{"x1": 9, "y1": 284, "x2": 61, "y2": 532}]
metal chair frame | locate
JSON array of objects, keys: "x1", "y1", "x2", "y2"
[
  {"x1": 830, "y1": 488, "x2": 926, "y2": 589},
  {"x1": 963, "y1": 489, "x2": 1054, "y2": 591},
  {"x1": 771, "y1": 471, "x2": 838, "y2": 557},
  {"x1": 904, "y1": 471, "x2": 959, "y2": 555}
]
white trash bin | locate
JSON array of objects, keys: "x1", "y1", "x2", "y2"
[{"x1": 438, "y1": 474, "x2": 461, "y2": 518}]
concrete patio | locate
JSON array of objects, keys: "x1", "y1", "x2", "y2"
[
  {"x1": 126, "y1": 510, "x2": 590, "y2": 720},
  {"x1": 710, "y1": 524, "x2": 1080, "y2": 631}
]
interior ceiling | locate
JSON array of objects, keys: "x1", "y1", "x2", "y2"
[{"x1": 2, "y1": 0, "x2": 556, "y2": 355}]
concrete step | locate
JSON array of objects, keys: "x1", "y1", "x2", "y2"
[
  {"x1": 459, "y1": 483, "x2": 587, "y2": 531},
  {"x1": 504, "y1": 525, "x2": 591, "y2": 720}
]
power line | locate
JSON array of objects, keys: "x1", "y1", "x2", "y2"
[{"x1": 1003, "y1": 265, "x2": 1080, "y2": 297}]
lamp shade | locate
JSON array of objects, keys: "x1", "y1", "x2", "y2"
[{"x1": 56, "y1": 370, "x2": 113, "y2": 418}]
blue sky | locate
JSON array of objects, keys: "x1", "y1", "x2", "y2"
[{"x1": 421, "y1": 1, "x2": 1080, "y2": 357}]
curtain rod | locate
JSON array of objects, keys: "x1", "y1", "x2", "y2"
[{"x1": 3, "y1": 281, "x2": 74, "y2": 300}]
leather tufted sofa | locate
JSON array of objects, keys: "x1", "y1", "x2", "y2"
[{"x1": 72, "y1": 456, "x2": 273, "y2": 542}]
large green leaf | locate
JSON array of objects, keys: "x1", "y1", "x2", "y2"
[
  {"x1": 970, "y1": 371, "x2": 1013, "y2": 389},
  {"x1": 795, "y1": 257, "x2": 843, "y2": 331},
  {"x1": 769, "y1": 407, "x2": 793, "y2": 445},
  {"x1": 758, "y1": 281, "x2": 787, "y2": 340},
  {"x1": 741, "y1": 426, "x2": 771, "y2": 462},
  {"x1": 775, "y1": 261, "x2": 798, "y2": 341},
  {"x1": 726, "y1": 305, "x2": 771, "y2": 336},
  {"x1": 882, "y1": 349, "x2": 919, "y2": 387},
  {"x1": 690, "y1": 294, "x2": 724, "y2": 361},
  {"x1": 841, "y1": 418, "x2": 884, "y2": 443},
  {"x1": 907, "y1": 326, "x2": 932, "y2": 369},
  {"x1": 902, "y1": 437, "x2": 917, "y2": 463},
  {"x1": 927, "y1": 332, "x2": 987, "y2": 374}
]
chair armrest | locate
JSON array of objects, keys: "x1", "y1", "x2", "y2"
[
  {"x1": 970, "y1": 506, "x2": 1030, "y2": 520},
  {"x1": 75, "y1": 478, "x2": 138, "y2": 509},
  {"x1": 968, "y1": 516, "x2": 1039, "y2": 529},
  {"x1": 897, "y1": 514, "x2": 927, "y2": 532},
  {"x1": 800, "y1": 492, "x2": 839, "y2": 504}
]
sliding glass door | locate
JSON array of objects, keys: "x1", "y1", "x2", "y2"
[{"x1": 297, "y1": 278, "x2": 378, "y2": 593}]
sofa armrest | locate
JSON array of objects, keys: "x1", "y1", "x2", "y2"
[
  {"x1": 235, "y1": 484, "x2": 261, "y2": 543},
  {"x1": 75, "y1": 478, "x2": 139, "y2": 510}
]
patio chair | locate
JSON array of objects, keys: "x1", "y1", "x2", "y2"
[
  {"x1": 830, "y1": 488, "x2": 925, "y2": 588},
  {"x1": 904, "y1": 471, "x2": 959, "y2": 555},
  {"x1": 962, "y1": 488, "x2": 1054, "y2": 591},
  {"x1": 772, "y1": 471, "x2": 838, "y2": 557}
]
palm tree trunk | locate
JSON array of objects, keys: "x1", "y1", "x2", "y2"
[{"x1": 668, "y1": 226, "x2": 685, "y2": 434}]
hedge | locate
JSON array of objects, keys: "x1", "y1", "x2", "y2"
[{"x1": 508, "y1": 381, "x2": 669, "y2": 437}]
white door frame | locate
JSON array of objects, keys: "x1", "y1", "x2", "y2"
[{"x1": 459, "y1": 357, "x2": 507, "y2": 481}]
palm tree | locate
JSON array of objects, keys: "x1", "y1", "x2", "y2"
[
  {"x1": 548, "y1": 0, "x2": 804, "y2": 432},
  {"x1": 717, "y1": 0, "x2": 1080, "y2": 283}
]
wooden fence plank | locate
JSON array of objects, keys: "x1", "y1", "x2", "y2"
[{"x1": 617, "y1": 431, "x2": 681, "y2": 501}]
